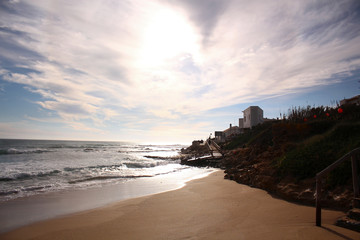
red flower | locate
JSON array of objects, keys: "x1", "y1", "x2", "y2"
[
  {"x1": 304, "y1": 118, "x2": 308, "y2": 122},
  {"x1": 338, "y1": 108, "x2": 343, "y2": 113},
  {"x1": 313, "y1": 114, "x2": 317, "y2": 118},
  {"x1": 326, "y1": 113, "x2": 330, "y2": 117}
]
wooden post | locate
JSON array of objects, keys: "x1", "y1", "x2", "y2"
[
  {"x1": 316, "y1": 177, "x2": 322, "y2": 227},
  {"x1": 351, "y1": 156, "x2": 360, "y2": 198},
  {"x1": 315, "y1": 148, "x2": 360, "y2": 226}
]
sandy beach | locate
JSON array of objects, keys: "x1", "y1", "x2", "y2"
[{"x1": 1, "y1": 171, "x2": 359, "y2": 240}]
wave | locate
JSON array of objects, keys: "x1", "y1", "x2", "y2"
[
  {"x1": 0, "y1": 146, "x2": 109, "y2": 154},
  {"x1": 0, "y1": 190, "x2": 20, "y2": 196},
  {"x1": 123, "y1": 162, "x2": 157, "y2": 168},
  {"x1": 0, "y1": 148, "x2": 53, "y2": 155},
  {"x1": 23, "y1": 185, "x2": 53, "y2": 192},
  {"x1": 0, "y1": 170, "x2": 61, "y2": 182},
  {"x1": 63, "y1": 164, "x2": 125, "y2": 173},
  {"x1": 153, "y1": 166, "x2": 190, "y2": 176},
  {"x1": 117, "y1": 149, "x2": 178, "y2": 154},
  {"x1": 143, "y1": 155, "x2": 181, "y2": 160},
  {"x1": 0, "y1": 184, "x2": 55, "y2": 198},
  {"x1": 68, "y1": 175, "x2": 153, "y2": 184},
  {"x1": 68, "y1": 166, "x2": 191, "y2": 185},
  {"x1": 63, "y1": 161, "x2": 164, "y2": 172},
  {"x1": 0, "y1": 158, "x2": 176, "y2": 185},
  {"x1": 0, "y1": 142, "x2": 183, "y2": 155}
]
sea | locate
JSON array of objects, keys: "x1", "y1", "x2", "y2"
[{"x1": 0, "y1": 139, "x2": 215, "y2": 232}]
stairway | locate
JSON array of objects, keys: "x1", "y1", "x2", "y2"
[
  {"x1": 336, "y1": 199, "x2": 360, "y2": 232},
  {"x1": 206, "y1": 139, "x2": 223, "y2": 158}
]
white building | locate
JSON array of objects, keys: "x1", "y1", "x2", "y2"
[
  {"x1": 241, "y1": 106, "x2": 264, "y2": 129},
  {"x1": 214, "y1": 106, "x2": 264, "y2": 142}
]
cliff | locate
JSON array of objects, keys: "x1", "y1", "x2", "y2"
[
  {"x1": 179, "y1": 104, "x2": 360, "y2": 210},
  {"x1": 221, "y1": 104, "x2": 360, "y2": 210}
]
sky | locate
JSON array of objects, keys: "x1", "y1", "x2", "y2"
[{"x1": 0, "y1": 0, "x2": 360, "y2": 144}]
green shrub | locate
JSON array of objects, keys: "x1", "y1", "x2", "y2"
[
  {"x1": 307, "y1": 120, "x2": 336, "y2": 135},
  {"x1": 278, "y1": 123, "x2": 360, "y2": 185},
  {"x1": 222, "y1": 121, "x2": 274, "y2": 150}
]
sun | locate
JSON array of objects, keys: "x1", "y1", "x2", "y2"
[{"x1": 138, "y1": 8, "x2": 199, "y2": 68}]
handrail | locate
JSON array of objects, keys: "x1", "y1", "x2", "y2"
[
  {"x1": 205, "y1": 139, "x2": 213, "y2": 157},
  {"x1": 210, "y1": 140, "x2": 222, "y2": 154},
  {"x1": 316, "y1": 147, "x2": 360, "y2": 226},
  {"x1": 205, "y1": 139, "x2": 224, "y2": 158},
  {"x1": 317, "y1": 148, "x2": 360, "y2": 178}
]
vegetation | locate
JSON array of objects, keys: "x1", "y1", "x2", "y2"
[
  {"x1": 222, "y1": 121, "x2": 274, "y2": 150},
  {"x1": 278, "y1": 122, "x2": 360, "y2": 184}
]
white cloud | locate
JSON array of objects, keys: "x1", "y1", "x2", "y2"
[
  {"x1": 0, "y1": 0, "x2": 359, "y2": 141},
  {"x1": 0, "y1": 121, "x2": 103, "y2": 140}
]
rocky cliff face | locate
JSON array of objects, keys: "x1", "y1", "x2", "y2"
[{"x1": 222, "y1": 145, "x2": 354, "y2": 211}]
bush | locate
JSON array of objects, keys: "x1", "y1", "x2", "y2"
[
  {"x1": 222, "y1": 121, "x2": 274, "y2": 150},
  {"x1": 278, "y1": 123, "x2": 360, "y2": 185}
]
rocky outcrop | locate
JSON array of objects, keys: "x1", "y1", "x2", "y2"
[
  {"x1": 180, "y1": 141, "x2": 223, "y2": 168},
  {"x1": 180, "y1": 141, "x2": 209, "y2": 158},
  {"x1": 223, "y1": 147, "x2": 354, "y2": 210}
]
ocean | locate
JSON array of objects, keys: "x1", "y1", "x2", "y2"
[{"x1": 0, "y1": 139, "x2": 214, "y2": 232}]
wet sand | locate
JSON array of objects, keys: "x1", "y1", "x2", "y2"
[{"x1": 1, "y1": 171, "x2": 359, "y2": 240}]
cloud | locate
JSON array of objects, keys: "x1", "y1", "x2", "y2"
[
  {"x1": 164, "y1": 0, "x2": 232, "y2": 44},
  {"x1": 0, "y1": 119, "x2": 105, "y2": 140},
  {"x1": 0, "y1": 121, "x2": 42, "y2": 139},
  {"x1": 193, "y1": 0, "x2": 360, "y2": 101},
  {"x1": 0, "y1": 0, "x2": 360, "y2": 140}
]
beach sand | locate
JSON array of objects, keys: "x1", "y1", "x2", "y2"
[{"x1": 1, "y1": 171, "x2": 359, "y2": 240}]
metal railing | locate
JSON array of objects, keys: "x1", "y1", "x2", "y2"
[{"x1": 316, "y1": 147, "x2": 360, "y2": 226}]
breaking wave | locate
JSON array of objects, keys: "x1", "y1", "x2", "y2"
[
  {"x1": 0, "y1": 148, "x2": 53, "y2": 155},
  {"x1": 0, "y1": 170, "x2": 61, "y2": 182},
  {"x1": 0, "y1": 140, "x2": 186, "y2": 201},
  {"x1": 68, "y1": 175, "x2": 153, "y2": 184}
]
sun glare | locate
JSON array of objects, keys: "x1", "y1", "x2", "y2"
[{"x1": 138, "y1": 8, "x2": 199, "y2": 67}]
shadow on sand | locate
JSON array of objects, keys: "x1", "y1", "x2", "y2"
[{"x1": 321, "y1": 226, "x2": 356, "y2": 240}]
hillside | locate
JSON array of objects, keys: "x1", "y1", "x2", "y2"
[{"x1": 221, "y1": 104, "x2": 360, "y2": 210}]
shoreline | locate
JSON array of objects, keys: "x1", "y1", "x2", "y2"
[
  {"x1": 0, "y1": 167, "x2": 216, "y2": 233},
  {"x1": 1, "y1": 171, "x2": 359, "y2": 240}
]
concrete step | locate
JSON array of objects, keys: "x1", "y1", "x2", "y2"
[
  {"x1": 336, "y1": 216, "x2": 360, "y2": 232},
  {"x1": 349, "y1": 208, "x2": 360, "y2": 221}
]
